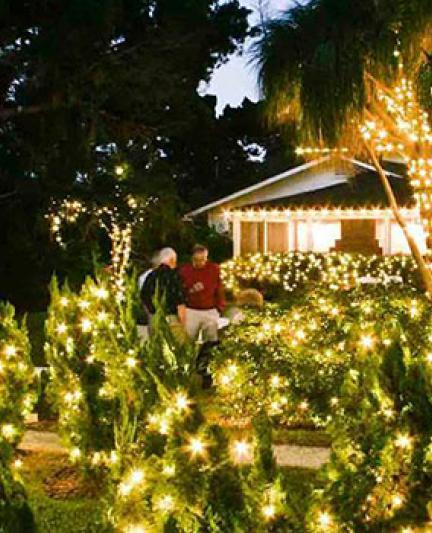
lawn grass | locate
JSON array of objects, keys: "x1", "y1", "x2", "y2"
[{"x1": 21, "y1": 452, "x2": 112, "y2": 533}]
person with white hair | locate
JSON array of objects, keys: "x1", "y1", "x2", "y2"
[{"x1": 140, "y1": 247, "x2": 187, "y2": 338}]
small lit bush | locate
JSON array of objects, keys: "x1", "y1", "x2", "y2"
[{"x1": 0, "y1": 303, "x2": 37, "y2": 532}]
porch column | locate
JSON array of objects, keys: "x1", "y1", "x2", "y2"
[
  {"x1": 263, "y1": 219, "x2": 268, "y2": 253},
  {"x1": 306, "y1": 216, "x2": 314, "y2": 251},
  {"x1": 288, "y1": 219, "x2": 295, "y2": 251},
  {"x1": 383, "y1": 216, "x2": 392, "y2": 255},
  {"x1": 233, "y1": 215, "x2": 241, "y2": 257}
]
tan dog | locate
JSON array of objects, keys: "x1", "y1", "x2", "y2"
[{"x1": 234, "y1": 288, "x2": 264, "y2": 309}]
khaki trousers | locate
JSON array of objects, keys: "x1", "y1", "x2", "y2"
[{"x1": 185, "y1": 308, "x2": 219, "y2": 342}]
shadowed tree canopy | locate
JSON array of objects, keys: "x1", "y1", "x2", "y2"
[
  {"x1": 254, "y1": 0, "x2": 432, "y2": 146},
  {"x1": 0, "y1": 0, "x2": 252, "y2": 309}
]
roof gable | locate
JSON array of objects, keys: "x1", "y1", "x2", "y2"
[{"x1": 186, "y1": 157, "x2": 403, "y2": 217}]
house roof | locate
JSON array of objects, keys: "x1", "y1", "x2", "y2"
[
  {"x1": 241, "y1": 170, "x2": 413, "y2": 210},
  {"x1": 185, "y1": 157, "x2": 405, "y2": 217}
]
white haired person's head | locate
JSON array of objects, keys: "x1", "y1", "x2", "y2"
[{"x1": 158, "y1": 247, "x2": 177, "y2": 269}]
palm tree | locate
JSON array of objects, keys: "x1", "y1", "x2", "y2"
[{"x1": 253, "y1": 0, "x2": 432, "y2": 293}]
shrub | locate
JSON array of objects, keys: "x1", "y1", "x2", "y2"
[
  {"x1": 0, "y1": 303, "x2": 37, "y2": 532},
  {"x1": 221, "y1": 252, "x2": 421, "y2": 299}
]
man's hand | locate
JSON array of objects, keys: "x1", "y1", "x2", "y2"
[{"x1": 177, "y1": 304, "x2": 187, "y2": 326}]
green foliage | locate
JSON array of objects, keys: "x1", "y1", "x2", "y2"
[
  {"x1": 254, "y1": 0, "x2": 432, "y2": 145},
  {"x1": 221, "y1": 252, "x2": 422, "y2": 298},
  {"x1": 28, "y1": 491, "x2": 112, "y2": 533},
  {"x1": 0, "y1": 303, "x2": 37, "y2": 532}
]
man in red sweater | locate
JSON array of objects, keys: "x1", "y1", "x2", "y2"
[{"x1": 179, "y1": 244, "x2": 225, "y2": 342}]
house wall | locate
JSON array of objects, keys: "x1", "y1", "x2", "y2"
[{"x1": 229, "y1": 213, "x2": 426, "y2": 257}]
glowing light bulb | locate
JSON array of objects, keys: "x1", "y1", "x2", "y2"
[
  {"x1": 318, "y1": 511, "x2": 332, "y2": 528},
  {"x1": 262, "y1": 504, "x2": 275, "y2": 520},
  {"x1": 175, "y1": 393, "x2": 189, "y2": 411},
  {"x1": 56, "y1": 323, "x2": 67, "y2": 334},
  {"x1": 270, "y1": 375, "x2": 281, "y2": 388},
  {"x1": 130, "y1": 469, "x2": 145, "y2": 485},
  {"x1": 70, "y1": 447, "x2": 81, "y2": 460},
  {"x1": 360, "y1": 335, "x2": 374, "y2": 350},
  {"x1": 1, "y1": 424, "x2": 15, "y2": 440},
  {"x1": 115, "y1": 165, "x2": 125, "y2": 176},
  {"x1": 233, "y1": 440, "x2": 250, "y2": 461},
  {"x1": 395, "y1": 433, "x2": 412, "y2": 449},
  {"x1": 163, "y1": 464, "x2": 175, "y2": 476},
  {"x1": 4, "y1": 345, "x2": 16, "y2": 357},
  {"x1": 157, "y1": 494, "x2": 174, "y2": 512},
  {"x1": 81, "y1": 318, "x2": 92, "y2": 332},
  {"x1": 94, "y1": 287, "x2": 109, "y2": 299},
  {"x1": 188, "y1": 437, "x2": 206, "y2": 457},
  {"x1": 125, "y1": 525, "x2": 146, "y2": 533},
  {"x1": 126, "y1": 357, "x2": 137, "y2": 368},
  {"x1": 391, "y1": 494, "x2": 404, "y2": 508},
  {"x1": 97, "y1": 311, "x2": 108, "y2": 322}
]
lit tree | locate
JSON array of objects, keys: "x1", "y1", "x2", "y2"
[
  {"x1": 254, "y1": 0, "x2": 432, "y2": 293},
  {"x1": 0, "y1": 303, "x2": 37, "y2": 531}
]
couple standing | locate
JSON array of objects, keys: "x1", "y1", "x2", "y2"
[{"x1": 140, "y1": 244, "x2": 225, "y2": 344}]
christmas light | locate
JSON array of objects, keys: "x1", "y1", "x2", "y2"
[
  {"x1": 156, "y1": 494, "x2": 174, "y2": 512},
  {"x1": 126, "y1": 357, "x2": 137, "y2": 368},
  {"x1": 81, "y1": 318, "x2": 92, "y2": 332},
  {"x1": 395, "y1": 433, "x2": 412, "y2": 449},
  {"x1": 1, "y1": 424, "x2": 16, "y2": 440},
  {"x1": 4, "y1": 345, "x2": 16, "y2": 357},
  {"x1": 70, "y1": 447, "x2": 81, "y2": 460},
  {"x1": 262, "y1": 504, "x2": 276, "y2": 520},
  {"x1": 318, "y1": 511, "x2": 333, "y2": 528},
  {"x1": 175, "y1": 392, "x2": 189, "y2": 411},
  {"x1": 232, "y1": 440, "x2": 251, "y2": 462},
  {"x1": 188, "y1": 437, "x2": 206, "y2": 457},
  {"x1": 360, "y1": 335, "x2": 375, "y2": 350}
]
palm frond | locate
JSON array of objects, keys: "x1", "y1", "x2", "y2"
[{"x1": 252, "y1": 0, "x2": 432, "y2": 146}]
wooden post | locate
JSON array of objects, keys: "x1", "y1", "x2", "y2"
[{"x1": 233, "y1": 215, "x2": 241, "y2": 257}]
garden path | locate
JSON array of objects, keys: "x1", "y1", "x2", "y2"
[{"x1": 19, "y1": 430, "x2": 330, "y2": 469}]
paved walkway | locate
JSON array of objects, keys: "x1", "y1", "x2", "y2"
[{"x1": 20, "y1": 430, "x2": 330, "y2": 469}]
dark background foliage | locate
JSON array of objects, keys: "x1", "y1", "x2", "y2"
[{"x1": 0, "y1": 0, "x2": 296, "y2": 311}]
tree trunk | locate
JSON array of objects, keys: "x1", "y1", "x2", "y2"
[{"x1": 365, "y1": 143, "x2": 432, "y2": 295}]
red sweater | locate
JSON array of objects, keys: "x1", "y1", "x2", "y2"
[{"x1": 179, "y1": 262, "x2": 225, "y2": 311}]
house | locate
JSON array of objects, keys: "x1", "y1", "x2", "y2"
[{"x1": 186, "y1": 157, "x2": 427, "y2": 256}]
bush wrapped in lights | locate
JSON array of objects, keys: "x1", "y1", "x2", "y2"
[
  {"x1": 221, "y1": 252, "x2": 421, "y2": 298},
  {"x1": 45, "y1": 274, "x2": 155, "y2": 466},
  {"x1": 46, "y1": 273, "x2": 208, "y2": 469},
  {"x1": 0, "y1": 303, "x2": 37, "y2": 531},
  {"x1": 305, "y1": 292, "x2": 432, "y2": 531},
  {"x1": 309, "y1": 334, "x2": 432, "y2": 532},
  {"x1": 211, "y1": 285, "x2": 430, "y2": 432}
]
